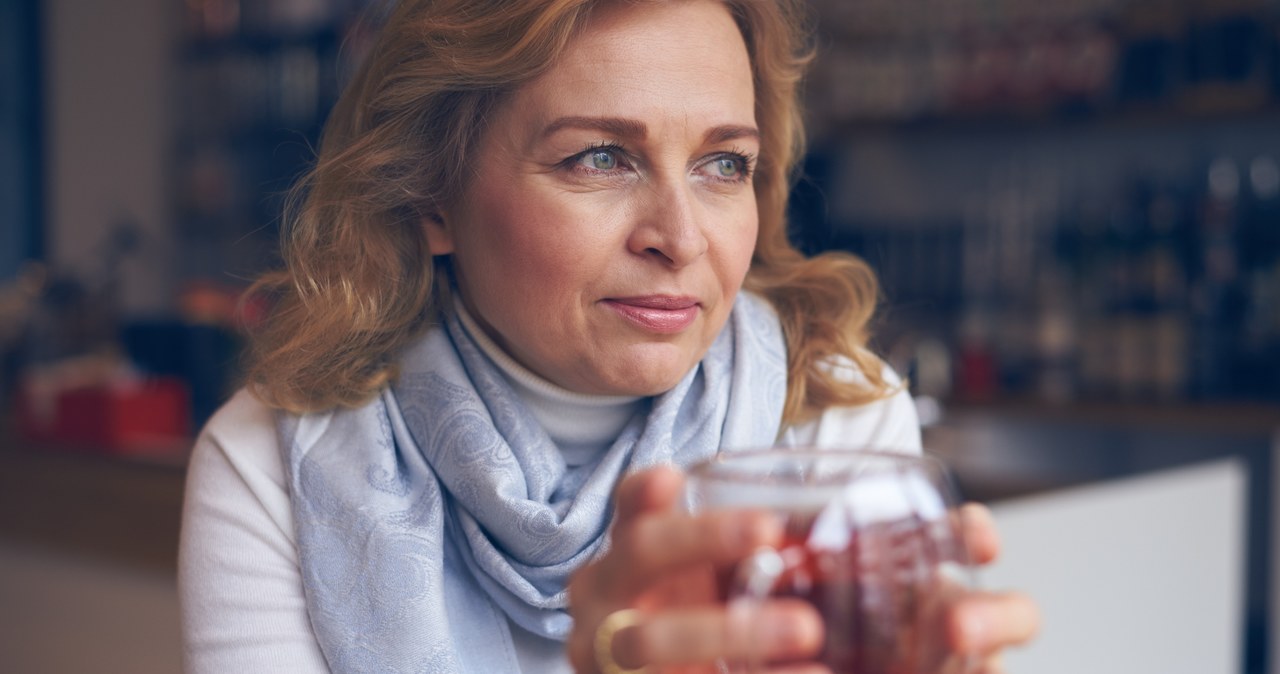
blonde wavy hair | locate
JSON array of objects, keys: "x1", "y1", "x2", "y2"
[{"x1": 247, "y1": 0, "x2": 892, "y2": 424}]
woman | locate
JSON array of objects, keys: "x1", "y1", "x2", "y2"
[{"x1": 179, "y1": 0, "x2": 1038, "y2": 672}]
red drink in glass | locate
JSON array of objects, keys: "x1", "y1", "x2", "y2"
[
  {"x1": 762, "y1": 513, "x2": 957, "y2": 674},
  {"x1": 690, "y1": 450, "x2": 972, "y2": 674}
]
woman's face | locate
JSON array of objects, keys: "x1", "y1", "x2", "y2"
[{"x1": 427, "y1": 0, "x2": 759, "y2": 396}]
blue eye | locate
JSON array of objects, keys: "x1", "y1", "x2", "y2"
[
  {"x1": 714, "y1": 157, "x2": 740, "y2": 178},
  {"x1": 697, "y1": 151, "x2": 754, "y2": 183},
  {"x1": 561, "y1": 143, "x2": 633, "y2": 180},
  {"x1": 581, "y1": 150, "x2": 618, "y2": 171}
]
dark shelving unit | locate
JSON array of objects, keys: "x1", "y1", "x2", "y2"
[{"x1": 798, "y1": 0, "x2": 1280, "y2": 408}]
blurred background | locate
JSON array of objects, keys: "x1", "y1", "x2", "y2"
[{"x1": 0, "y1": 0, "x2": 1277, "y2": 672}]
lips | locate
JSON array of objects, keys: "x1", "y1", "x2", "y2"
[{"x1": 604, "y1": 295, "x2": 700, "y2": 333}]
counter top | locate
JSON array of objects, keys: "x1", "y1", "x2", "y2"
[
  {"x1": 941, "y1": 399, "x2": 1280, "y2": 436},
  {"x1": 0, "y1": 436, "x2": 185, "y2": 574}
]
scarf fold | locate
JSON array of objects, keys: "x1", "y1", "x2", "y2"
[{"x1": 278, "y1": 292, "x2": 788, "y2": 673}]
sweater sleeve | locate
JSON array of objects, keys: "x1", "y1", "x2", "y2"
[
  {"x1": 780, "y1": 365, "x2": 923, "y2": 454},
  {"x1": 178, "y1": 389, "x2": 329, "y2": 673}
]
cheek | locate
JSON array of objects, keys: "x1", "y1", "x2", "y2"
[
  {"x1": 718, "y1": 210, "x2": 759, "y2": 282},
  {"x1": 459, "y1": 183, "x2": 539, "y2": 260},
  {"x1": 492, "y1": 208, "x2": 582, "y2": 274},
  {"x1": 459, "y1": 188, "x2": 604, "y2": 294}
]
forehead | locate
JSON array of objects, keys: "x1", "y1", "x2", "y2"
[{"x1": 504, "y1": 0, "x2": 756, "y2": 135}]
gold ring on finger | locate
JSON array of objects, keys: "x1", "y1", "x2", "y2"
[{"x1": 594, "y1": 608, "x2": 645, "y2": 674}]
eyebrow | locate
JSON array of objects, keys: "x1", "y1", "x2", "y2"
[
  {"x1": 541, "y1": 116, "x2": 761, "y2": 146},
  {"x1": 704, "y1": 124, "x2": 760, "y2": 145},
  {"x1": 543, "y1": 116, "x2": 648, "y2": 140}
]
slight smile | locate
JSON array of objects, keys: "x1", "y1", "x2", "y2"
[{"x1": 603, "y1": 296, "x2": 701, "y2": 334}]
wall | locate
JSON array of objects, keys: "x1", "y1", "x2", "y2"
[
  {"x1": 45, "y1": 0, "x2": 176, "y2": 316},
  {"x1": 985, "y1": 459, "x2": 1247, "y2": 674}
]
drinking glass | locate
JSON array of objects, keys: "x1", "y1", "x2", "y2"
[{"x1": 686, "y1": 448, "x2": 975, "y2": 674}]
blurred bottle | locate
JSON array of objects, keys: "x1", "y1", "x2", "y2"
[
  {"x1": 955, "y1": 307, "x2": 1000, "y2": 403},
  {"x1": 1189, "y1": 156, "x2": 1248, "y2": 399},
  {"x1": 1034, "y1": 265, "x2": 1078, "y2": 404},
  {"x1": 1144, "y1": 181, "x2": 1193, "y2": 401},
  {"x1": 1239, "y1": 155, "x2": 1280, "y2": 397}
]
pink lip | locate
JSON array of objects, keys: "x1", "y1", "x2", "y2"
[{"x1": 604, "y1": 296, "x2": 700, "y2": 334}]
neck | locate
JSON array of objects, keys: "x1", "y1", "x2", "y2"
[{"x1": 454, "y1": 301, "x2": 645, "y2": 461}]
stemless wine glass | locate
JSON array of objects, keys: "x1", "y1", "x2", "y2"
[{"x1": 686, "y1": 448, "x2": 975, "y2": 674}]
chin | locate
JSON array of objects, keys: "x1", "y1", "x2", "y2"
[
  {"x1": 624, "y1": 377, "x2": 685, "y2": 397},
  {"x1": 597, "y1": 350, "x2": 698, "y2": 396}
]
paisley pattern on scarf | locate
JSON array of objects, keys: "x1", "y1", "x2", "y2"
[{"x1": 277, "y1": 292, "x2": 787, "y2": 672}]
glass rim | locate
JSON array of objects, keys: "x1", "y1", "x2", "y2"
[{"x1": 686, "y1": 447, "x2": 946, "y2": 486}]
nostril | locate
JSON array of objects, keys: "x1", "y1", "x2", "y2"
[{"x1": 643, "y1": 247, "x2": 675, "y2": 265}]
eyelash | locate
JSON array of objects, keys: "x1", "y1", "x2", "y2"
[
  {"x1": 563, "y1": 141, "x2": 631, "y2": 174},
  {"x1": 561, "y1": 142, "x2": 756, "y2": 183}
]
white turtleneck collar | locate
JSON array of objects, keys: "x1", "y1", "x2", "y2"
[{"x1": 453, "y1": 301, "x2": 647, "y2": 466}]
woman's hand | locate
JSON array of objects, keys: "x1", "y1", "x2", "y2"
[
  {"x1": 567, "y1": 465, "x2": 824, "y2": 673},
  {"x1": 566, "y1": 468, "x2": 1040, "y2": 673},
  {"x1": 948, "y1": 504, "x2": 1041, "y2": 673}
]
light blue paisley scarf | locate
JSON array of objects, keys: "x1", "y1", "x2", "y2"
[{"x1": 277, "y1": 292, "x2": 787, "y2": 673}]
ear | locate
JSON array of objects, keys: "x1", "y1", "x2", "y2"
[{"x1": 423, "y1": 211, "x2": 455, "y2": 256}]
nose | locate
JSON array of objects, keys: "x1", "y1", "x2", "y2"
[{"x1": 627, "y1": 180, "x2": 708, "y2": 268}]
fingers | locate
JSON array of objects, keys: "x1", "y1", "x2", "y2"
[
  {"x1": 948, "y1": 590, "x2": 1040, "y2": 657},
  {"x1": 610, "y1": 599, "x2": 824, "y2": 669},
  {"x1": 599, "y1": 508, "x2": 782, "y2": 600},
  {"x1": 595, "y1": 466, "x2": 783, "y2": 602},
  {"x1": 955, "y1": 503, "x2": 1036, "y2": 666},
  {"x1": 951, "y1": 501, "x2": 1038, "y2": 659},
  {"x1": 568, "y1": 466, "x2": 788, "y2": 671},
  {"x1": 960, "y1": 503, "x2": 1001, "y2": 565}
]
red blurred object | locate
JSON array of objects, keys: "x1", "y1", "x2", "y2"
[
  {"x1": 956, "y1": 344, "x2": 999, "y2": 403},
  {"x1": 15, "y1": 378, "x2": 191, "y2": 457}
]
